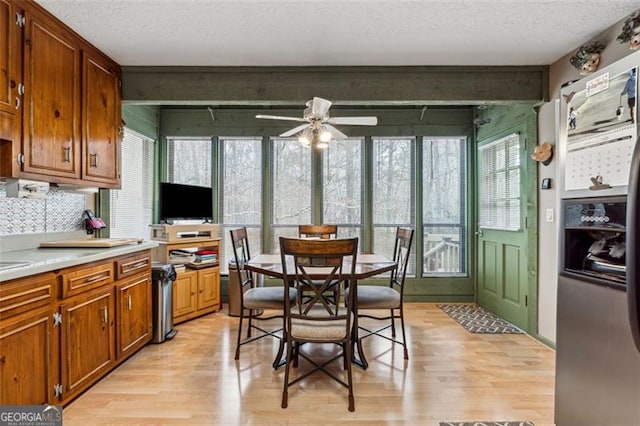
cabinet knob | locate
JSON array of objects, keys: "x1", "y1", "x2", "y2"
[
  {"x1": 14, "y1": 97, "x2": 20, "y2": 110},
  {"x1": 54, "y1": 110, "x2": 60, "y2": 118}
]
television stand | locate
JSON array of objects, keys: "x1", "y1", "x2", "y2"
[
  {"x1": 150, "y1": 224, "x2": 219, "y2": 243},
  {"x1": 150, "y1": 230, "x2": 222, "y2": 324}
]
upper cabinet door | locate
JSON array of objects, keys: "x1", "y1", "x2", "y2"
[
  {"x1": 82, "y1": 51, "x2": 121, "y2": 187},
  {"x1": 22, "y1": 9, "x2": 81, "y2": 179},
  {"x1": 0, "y1": 0, "x2": 22, "y2": 143}
]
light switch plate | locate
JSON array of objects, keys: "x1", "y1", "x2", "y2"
[{"x1": 545, "y1": 208, "x2": 554, "y2": 222}]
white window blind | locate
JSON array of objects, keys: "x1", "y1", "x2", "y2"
[
  {"x1": 110, "y1": 129, "x2": 154, "y2": 239},
  {"x1": 478, "y1": 132, "x2": 521, "y2": 231}
]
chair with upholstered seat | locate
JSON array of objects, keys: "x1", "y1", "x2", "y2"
[
  {"x1": 230, "y1": 227, "x2": 297, "y2": 369},
  {"x1": 279, "y1": 236, "x2": 359, "y2": 412},
  {"x1": 352, "y1": 227, "x2": 414, "y2": 360}
]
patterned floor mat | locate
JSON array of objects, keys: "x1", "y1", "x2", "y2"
[
  {"x1": 440, "y1": 422, "x2": 534, "y2": 426},
  {"x1": 437, "y1": 304, "x2": 523, "y2": 334}
]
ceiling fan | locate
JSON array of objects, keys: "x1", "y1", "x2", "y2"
[{"x1": 255, "y1": 97, "x2": 377, "y2": 148}]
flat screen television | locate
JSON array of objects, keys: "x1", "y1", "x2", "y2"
[{"x1": 159, "y1": 182, "x2": 213, "y2": 222}]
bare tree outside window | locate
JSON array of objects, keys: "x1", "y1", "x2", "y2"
[
  {"x1": 271, "y1": 138, "x2": 312, "y2": 250},
  {"x1": 372, "y1": 137, "x2": 415, "y2": 275},
  {"x1": 323, "y1": 138, "x2": 363, "y2": 240},
  {"x1": 220, "y1": 137, "x2": 262, "y2": 273},
  {"x1": 423, "y1": 137, "x2": 467, "y2": 275},
  {"x1": 167, "y1": 137, "x2": 212, "y2": 187}
]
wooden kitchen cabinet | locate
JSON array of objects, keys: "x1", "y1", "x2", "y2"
[
  {"x1": 171, "y1": 267, "x2": 221, "y2": 324},
  {"x1": 0, "y1": 0, "x2": 122, "y2": 188},
  {"x1": 82, "y1": 49, "x2": 121, "y2": 186},
  {"x1": 0, "y1": 250, "x2": 152, "y2": 406},
  {"x1": 172, "y1": 269, "x2": 198, "y2": 323},
  {"x1": 59, "y1": 286, "x2": 116, "y2": 404},
  {"x1": 0, "y1": 273, "x2": 58, "y2": 405},
  {"x1": 0, "y1": 0, "x2": 22, "y2": 146},
  {"x1": 21, "y1": 4, "x2": 81, "y2": 180},
  {"x1": 197, "y1": 267, "x2": 220, "y2": 311},
  {"x1": 151, "y1": 235, "x2": 221, "y2": 324},
  {"x1": 116, "y1": 274, "x2": 152, "y2": 360}
]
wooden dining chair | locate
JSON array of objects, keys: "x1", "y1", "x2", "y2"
[
  {"x1": 297, "y1": 224, "x2": 338, "y2": 239},
  {"x1": 279, "y1": 236, "x2": 359, "y2": 412},
  {"x1": 350, "y1": 227, "x2": 414, "y2": 360},
  {"x1": 297, "y1": 224, "x2": 340, "y2": 304},
  {"x1": 230, "y1": 227, "x2": 297, "y2": 369}
]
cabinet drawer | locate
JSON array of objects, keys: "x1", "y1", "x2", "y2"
[
  {"x1": 0, "y1": 273, "x2": 56, "y2": 320},
  {"x1": 61, "y1": 262, "x2": 114, "y2": 298},
  {"x1": 115, "y1": 252, "x2": 151, "y2": 280}
]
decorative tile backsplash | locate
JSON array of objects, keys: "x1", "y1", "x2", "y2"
[{"x1": 0, "y1": 182, "x2": 86, "y2": 236}]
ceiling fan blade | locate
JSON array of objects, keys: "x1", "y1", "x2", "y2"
[
  {"x1": 279, "y1": 123, "x2": 310, "y2": 137},
  {"x1": 311, "y1": 97, "x2": 332, "y2": 118},
  {"x1": 327, "y1": 116, "x2": 378, "y2": 126},
  {"x1": 256, "y1": 114, "x2": 307, "y2": 123},
  {"x1": 324, "y1": 124, "x2": 348, "y2": 140}
]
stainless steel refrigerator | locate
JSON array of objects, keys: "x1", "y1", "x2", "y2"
[{"x1": 555, "y1": 52, "x2": 640, "y2": 425}]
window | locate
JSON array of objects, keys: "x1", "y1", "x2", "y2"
[
  {"x1": 167, "y1": 137, "x2": 212, "y2": 186},
  {"x1": 323, "y1": 138, "x2": 363, "y2": 239},
  {"x1": 478, "y1": 132, "x2": 521, "y2": 230},
  {"x1": 372, "y1": 137, "x2": 415, "y2": 274},
  {"x1": 110, "y1": 129, "x2": 154, "y2": 239},
  {"x1": 423, "y1": 137, "x2": 466, "y2": 275},
  {"x1": 271, "y1": 138, "x2": 312, "y2": 250},
  {"x1": 220, "y1": 137, "x2": 262, "y2": 273},
  {"x1": 166, "y1": 130, "x2": 470, "y2": 280}
]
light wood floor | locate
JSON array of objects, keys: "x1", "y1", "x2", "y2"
[{"x1": 63, "y1": 303, "x2": 556, "y2": 425}]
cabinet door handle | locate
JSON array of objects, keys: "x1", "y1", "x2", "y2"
[
  {"x1": 63, "y1": 146, "x2": 71, "y2": 163},
  {"x1": 14, "y1": 96, "x2": 20, "y2": 109},
  {"x1": 89, "y1": 153, "x2": 98, "y2": 167},
  {"x1": 101, "y1": 306, "x2": 108, "y2": 323},
  {"x1": 130, "y1": 261, "x2": 148, "y2": 270},
  {"x1": 84, "y1": 273, "x2": 107, "y2": 284},
  {"x1": 127, "y1": 294, "x2": 132, "y2": 311}
]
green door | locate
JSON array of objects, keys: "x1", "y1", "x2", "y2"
[{"x1": 476, "y1": 132, "x2": 529, "y2": 330}]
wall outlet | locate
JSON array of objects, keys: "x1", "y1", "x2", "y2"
[{"x1": 545, "y1": 208, "x2": 554, "y2": 222}]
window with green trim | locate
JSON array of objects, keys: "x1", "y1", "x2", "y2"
[{"x1": 422, "y1": 137, "x2": 467, "y2": 275}]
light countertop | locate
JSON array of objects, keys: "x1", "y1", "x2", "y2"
[{"x1": 0, "y1": 240, "x2": 159, "y2": 282}]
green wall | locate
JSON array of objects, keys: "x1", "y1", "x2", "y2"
[{"x1": 119, "y1": 66, "x2": 545, "y2": 303}]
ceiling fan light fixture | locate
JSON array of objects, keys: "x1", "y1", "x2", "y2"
[
  {"x1": 319, "y1": 128, "x2": 332, "y2": 143},
  {"x1": 298, "y1": 127, "x2": 313, "y2": 147},
  {"x1": 316, "y1": 140, "x2": 329, "y2": 149}
]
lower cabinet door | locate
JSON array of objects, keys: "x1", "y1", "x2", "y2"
[
  {"x1": 0, "y1": 308, "x2": 57, "y2": 405},
  {"x1": 117, "y1": 275, "x2": 152, "y2": 359},
  {"x1": 172, "y1": 270, "x2": 197, "y2": 323},
  {"x1": 197, "y1": 267, "x2": 220, "y2": 311},
  {"x1": 60, "y1": 288, "x2": 115, "y2": 402}
]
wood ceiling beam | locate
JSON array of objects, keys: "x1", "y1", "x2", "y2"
[{"x1": 122, "y1": 66, "x2": 549, "y2": 105}]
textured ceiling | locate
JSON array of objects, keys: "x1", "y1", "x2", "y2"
[{"x1": 36, "y1": 1, "x2": 639, "y2": 67}]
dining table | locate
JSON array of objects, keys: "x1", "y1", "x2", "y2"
[{"x1": 244, "y1": 253, "x2": 397, "y2": 369}]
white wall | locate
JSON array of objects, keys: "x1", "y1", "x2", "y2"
[{"x1": 537, "y1": 19, "x2": 638, "y2": 343}]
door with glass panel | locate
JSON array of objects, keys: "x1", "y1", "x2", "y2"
[{"x1": 476, "y1": 132, "x2": 528, "y2": 330}]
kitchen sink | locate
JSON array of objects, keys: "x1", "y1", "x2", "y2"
[{"x1": 0, "y1": 261, "x2": 33, "y2": 271}]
